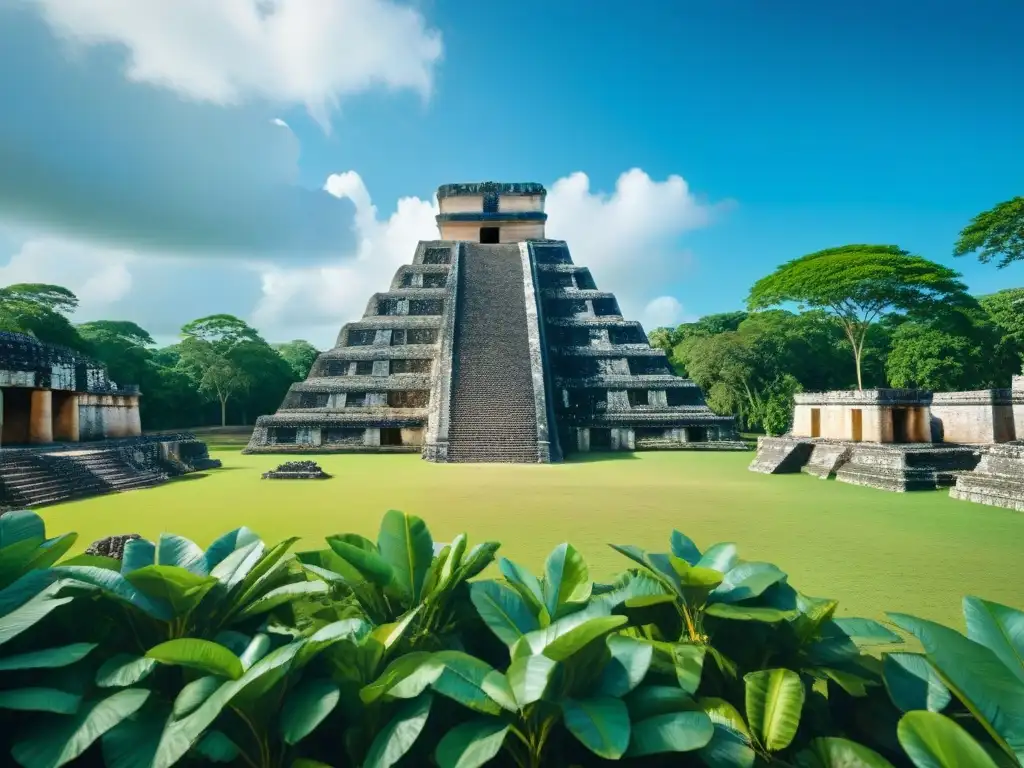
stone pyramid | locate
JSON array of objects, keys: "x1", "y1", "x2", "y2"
[{"x1": 246, "y1": 182, "x2": 746, "y2": 462}]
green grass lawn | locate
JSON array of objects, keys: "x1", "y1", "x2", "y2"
[{"x1": 37, "y1": 439, "x2": 1024, "y2": 629}]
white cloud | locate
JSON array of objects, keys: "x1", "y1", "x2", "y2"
[
  {"x1": 249, "y1": 168, "x2": 722, "y2": 345},
  {"x1": 0, "y1": 237, "x2": 135, "y2": 315},
  {"x1": 29, "y1": 0, "x2": 443, "y2": 123},
  {"x1": 642, "y1": 296, "x2": 686, "y2": 330},
  {"x1": 546, "y1": 168, "x2": 719, "y2": 327},
  {"x1": 250, "y1": 171, "x2": 438, "y2": 344}
]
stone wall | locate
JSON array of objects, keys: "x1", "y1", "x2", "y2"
[
  {"x1": 931, "y1": 389, "x2": 1015, "y2": 444},
  {"x1": 792, "y1": 390, "x2": 931, "y2": 443},
  {"x1": 79, "y1": 394, "x2": 142, "y2": 441}
]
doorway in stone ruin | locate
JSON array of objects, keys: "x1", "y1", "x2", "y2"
[
  {"x1": 380, "y1": 428, "x2": 403, "y2": 447},
  {"x1": 589, "y1": 428, "x2": 611, "y2": 450},
  {"x1": 686, "y1": 426, "x2": 707, "y2": 443},
  {"x1": 480, "y1": 227, "x2": 500, "y2": 244},
  {"x1": 810, "y1": 408, "x2": 821, "y2": 437},
  {"x1": 850, "y1": 408, "x2": 863, "y2": 442},
  {"x1": 891, "y1": 408, "x2": 910, "y2": 443},
  {"x1": 1, "y1": 387, "x2": 30, "y2": 444}
]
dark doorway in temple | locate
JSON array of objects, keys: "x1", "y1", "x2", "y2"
[
  {"x1": 480, "y1": 227, "x2": 500, "y2": 243},
  {"x1": 891, "y1": 408, "x2": 909, "y2": 443},
  {"x1": 686, "y1": 426, "x2": 707, "y2": 443},
  {"x1": 851, "y1": 408, "x2": 864, "y2": 442},
  {"x1": 590, "y1": 428, "x2": 611, "y2": 450},
  {"x1": 380, "y1": 428, "x2": 403, "y2": 447},
  {"x1": 2, "y1": 387, "x2": 31, "y2": 445}
]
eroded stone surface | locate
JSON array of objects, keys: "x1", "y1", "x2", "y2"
[
  {"x1": 85, "y1": 533, "x2": 141, "y2": 560},
  {"x1": 950, "y1": 442, "x2": 1024, "y2": 512},
  {"x1": 262, "y1": 460, "x2": 330, "y2": 479}
]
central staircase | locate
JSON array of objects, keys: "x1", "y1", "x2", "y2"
[{"x1": 447, "y1": 244, "x2": 541, "y2": 462}]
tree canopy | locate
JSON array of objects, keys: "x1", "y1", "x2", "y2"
[
  {"x1": 747, "y1": 244, "x2": 973, "y2": 388},
  {"x1": 274, "y1": 339, "x2": 321, "y2": 380},
  {"x1": 954, "y1": 196, "x2": 1024, "y2": 268}
]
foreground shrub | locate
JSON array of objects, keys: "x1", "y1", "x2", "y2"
[{"x1": 0, "y1": 509, "x2": 1020, "y2": 767}]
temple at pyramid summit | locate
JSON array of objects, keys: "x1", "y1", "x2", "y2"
[{"x1": 246, "y1": 182, "x2": 746, "y2": 462}]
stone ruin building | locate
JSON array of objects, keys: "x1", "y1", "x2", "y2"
[
  {"x1": 0, "y1": 332, "x2": 219, "y2": 508},
  {"x1": 246, "y1": 181, "x2": 745, "y2": 462},
  {"x1": 750, "y1": 378, "x2": 1024, "y2": 512}
]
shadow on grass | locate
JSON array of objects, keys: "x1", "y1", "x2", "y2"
[{"x1": 562, "y1": 452, "x2": 640, "y2": 463}]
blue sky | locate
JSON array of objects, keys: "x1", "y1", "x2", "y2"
[{"x1": 0, "y1": 0, "x2": 1021, "y2": 346}]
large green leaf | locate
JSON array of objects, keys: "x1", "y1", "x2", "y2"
[
  {"x1": 596, "y1": 635, "x2": 652, "y2": 697},
  {"x1": 280, "y1": 677, "x2": 341, "y2": 745},
  {"x1": 125, "y1": 565, "x2": 217, "y2": 617},
  {"x1": 669, "y1": 530, "x2": 702, "y2": 565},
  {"x1": 361, "y1": 652, "x2": 442, "y2": 704},
  {"x1": 827, "y1": 617, "x2": 902, "y2": 645},
  {"x1": 542, "y1": 615, "x2": 627, "y2": 662},
  {"x1": 672, "y1": 643, "x2": 706, "y2": 695},
  {"x1": 0, "y1": 538, "x2": 47, "y2": 586},
  {"x1": 54, "y1": 565, "x2": 171, "y2": 620},
  {"x1": 0, "y1": 594, "x2": 74, "y2": 645},
  {"x1": 96, "y1": 654, "x2": 159, "y2": 688},
  {"x1": 498, "y1": 557, "x2": 548, "y2": 623},
  {"x1": 56, "y1": 554, "x2": 120, "y2": 571},
  {"x1": 364, "y1": 692, "x2": 433, "y2": 768},
  {"x1": 377, "y1": 510, "x2": 433, "y2": 603},
  {"x1": 744, "y1": 668, "x2": 805, "y2": 752},
  {"x1": 513, "y1": 601, "x2": 614, "y2": 658},
  {"x1": 884, "y1": 653, "x2": 951, "y2": 713},
  {"x1": 0, "y1": 643, "x2": 96, "y2": 670},
  {"x1": 236, "y1": 580, "x2": 328, "y2": 618},
  {"x1": 543, "y1": 543, "x2": 591, "y2": 618},
  {"x1": 963, "y1": 597, "x2": 1024, "y2": 685},
  {"x1": 326, "y1": 536, "x2": 393, "y2": 588},
  {"x1": 11, "y1": 688, "x2": 150, "y2": 768},
  {"x1": 625, "y1": 685, "x2": 696, "y2": 721},
  {"x1": 506, "y1": 654, "x2": 558, "y2": 708},
  {"x1": 203, "y1": 527, "x2": 261, "y2": 573},
  {"x1": 890, "y1": 612, "x2": 1024, "y2": 763},
  {"x1": 705, "y1": 603, "x2": 796, "y2": 623},
  {"x1": 698, "y1": 697, "x2": 756, "y2": 768},
  {"x1": 153, "y1": 640, "x2": 307, "y2": 767},
  {"x1": 0, "y1": 688, "x2": 81, "y2": 714},
  {"x1": 431, "y1": 651, "x2": 517, "y2": 714},
  {"x1": 897, "y1": 711, "x2": 1000, "y2": 768},
  {"x1": 793, "y1": 737, "x2": 896, "y2": 767},
  {"x1": 453, "y1": 541, "x2": 500, "y2": 583},
  {"x1": 147, "y1": 638, "x2": 244, "y2": 679},
  {"x1": 295, "y1": 618, "x2": 371, "y2": 669},
  {"x1": 173, "y1": 676, "x2": 221, "y2": 717},
  {"x1": 234, "y1": 536, "x2": 300, "y2": 606},
  {"x1": 626, "y1": 710, "x2": 715, "y2": 756},
  {"x1": 695, "y1": 542, "x2": 738, "y2": 573},
  {"x1": 209, "y1": 541, "x2": 264, "y2": 590},
  {"x1": 0, "y1": 510, "x2": 45, "y2": 546},
  {"x1": 469, "y1": 581, "x2": 539, "y2": 646},
  {"x1": 435, "y1": 718, "x2": 509, "y2": 768},
  {"x1": 193, "y1": 731, "x2": 240, "y2": 763},
  {"x1": 120, "y1": 539, "x2": 155, "y2": 574},
  {"x1": 562, "y1": 696, "x2": 631, "y2": 759},
  {"x1": 711, "y1": 562, "x2": 787, "y2": 604},
  {"x1": 26, "y1": 533, "x2": 78, "y2": 572},
  {"x1": 156, "y1": 534, "x2": 207, "y2": 574}
]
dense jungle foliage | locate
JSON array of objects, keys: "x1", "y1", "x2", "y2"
[{"x1": 0, "y1": 509, "x2": 1020, "y2": 767}]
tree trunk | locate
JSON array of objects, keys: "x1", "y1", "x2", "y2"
[
  {"x1": 854, "y1": 346, "x2": 864, "y2": 390},
  {"x1": 220, "y1": 396, "x2": 227, "y2": 427}
]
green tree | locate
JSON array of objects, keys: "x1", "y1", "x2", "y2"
[
  {"x1": 0, "y1": 283, "x2": 88, "y2": 350},
  {"x1": 954, "y1": 196, "x2": 1024, "y2": 268},
  {"x1": 177, "y1": 315, "x2": 264, "y2": 427},
  {"x1": 979, "y1": 288, "x2": 1024, "y2": 372},
  {"x1": 747, "y1": 245, "x2": 973, "y2": 389},
  {"x1": 274, "y1": 339, "x2": 320, "y2": 380},
  {"x1": 77, "y1": 320, "x2": 155, "y2": 387}
]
